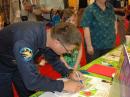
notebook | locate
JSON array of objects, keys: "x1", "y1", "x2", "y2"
[{"x1": 87, "y1": 64, "x2": 116, "y2": 77}]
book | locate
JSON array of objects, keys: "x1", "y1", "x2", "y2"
[{"x1": 87, "y1": 64, "x2": 116, "y2": 77}]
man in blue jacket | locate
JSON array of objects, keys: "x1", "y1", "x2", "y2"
[{"x1": 0, "y1": 21, "x2": 83, "y2": 97}]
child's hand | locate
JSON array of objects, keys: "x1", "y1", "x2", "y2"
[
  {"x1": 68, "y1": 71, "x2": 84, "y2": 81},
  {"x1": 63, "y1": 79, "x2": 84, "y2": 93}
]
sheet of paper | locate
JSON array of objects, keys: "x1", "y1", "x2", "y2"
[{"x1": 39, "y1": 75, "x2": 111, "y2": 97}]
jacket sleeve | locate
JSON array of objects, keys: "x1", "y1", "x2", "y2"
[
  {"x1": 43, "y1": 48, "x2": 70, "y2": 77},
  {"x1": 13, "y1": 40, "x2": 64, "y2": 92}
]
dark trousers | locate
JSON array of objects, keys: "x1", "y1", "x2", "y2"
[
  {"x1": 0, "y1": 56, "x2": 34, "y2": 97},
  {"x1": 86, "y1": 48, "x2": 113, "y2": 63}
]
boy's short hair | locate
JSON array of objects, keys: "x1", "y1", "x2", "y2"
[{"x1": 51, "y1": 22, "x2": 82, "y2": 47}]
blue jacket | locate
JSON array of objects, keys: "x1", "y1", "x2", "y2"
[{"x1": 0, "y1": 21, "x2": 69, "y2": 92}]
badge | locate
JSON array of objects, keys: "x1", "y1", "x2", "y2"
[{"x1": 20, "y1": 47, "x2": 33, "y2": 61}]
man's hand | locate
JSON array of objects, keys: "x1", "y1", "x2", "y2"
[
  {"x1": 63, "y1": 79, "x2": 84, "y2": 93},
  {"x1": 68, "y1": 70, "x2": 85, "y2": 81}
]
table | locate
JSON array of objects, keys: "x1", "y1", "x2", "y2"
[{"x1": 30, "y1": 45, "x2": 130, "y2": 97}]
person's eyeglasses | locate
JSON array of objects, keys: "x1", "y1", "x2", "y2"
[
  {"x1": 59, "y1": 39, "x2": 74, "y2": 64},
  {"x1": 58, "y1": 39, "x2": 73, "y2": 56}
]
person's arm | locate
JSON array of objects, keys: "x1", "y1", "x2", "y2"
[
  {"x1": 114, "y1": 8, "x2": 125, "y2": 13},
  {"x1": 84, "y1": 27, "x2": 94, "y2": 55},
  {"x1": 14, "y1": 41, "x2": 83, "y2": 93},
  {"x1": 115, "y1": 20, "x2": 118, "y2": 35},
  {"x1": 13, "y1": 40, "x2": 64, "y2": 92},
  {"x1": 43, "y1": 48, "x2": 71, "y2": 77},
  {"x1": 80, "y1": 6, "x2": 94, "y2": 55},
  {"x1": 109, "y1": 0, "x2": 126, "y2": 13},
  {"x1": 60, "y1": 55, "x2": 70, "y2": 69},
  {"x1": 73, "y1": 44, "x2": 82, "y2": 70}
]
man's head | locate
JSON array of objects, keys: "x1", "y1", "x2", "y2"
[{"x1": 48, "y1": 22, "x2": 82, "y2": 55}]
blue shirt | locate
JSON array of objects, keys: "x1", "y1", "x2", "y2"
[
  {"x1": 81, "y1": 2, "x2": 116, "y2": 49},
  {"x1": 0, "y1": 21, "x2": 69, "y2": 92}
]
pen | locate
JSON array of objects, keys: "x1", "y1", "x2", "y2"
[
  {"x1": 80, "y1": 70, "x2": 89, "y2": 74},
  {"x1": 75, "y1": 71, "x2": 83, "y2": 84}
]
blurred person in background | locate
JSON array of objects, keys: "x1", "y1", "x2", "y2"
[{"x1": 81, "y1": 0, "x2": 117, "y2": 63}]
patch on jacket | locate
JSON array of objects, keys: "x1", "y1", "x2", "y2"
[{"x1": 20, "y1": 47, "x2": 33, "y2": 61}]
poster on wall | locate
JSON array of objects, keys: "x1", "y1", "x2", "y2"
[{"x1": 119, "y1": 45, "x2": 130, "y2": 97}]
